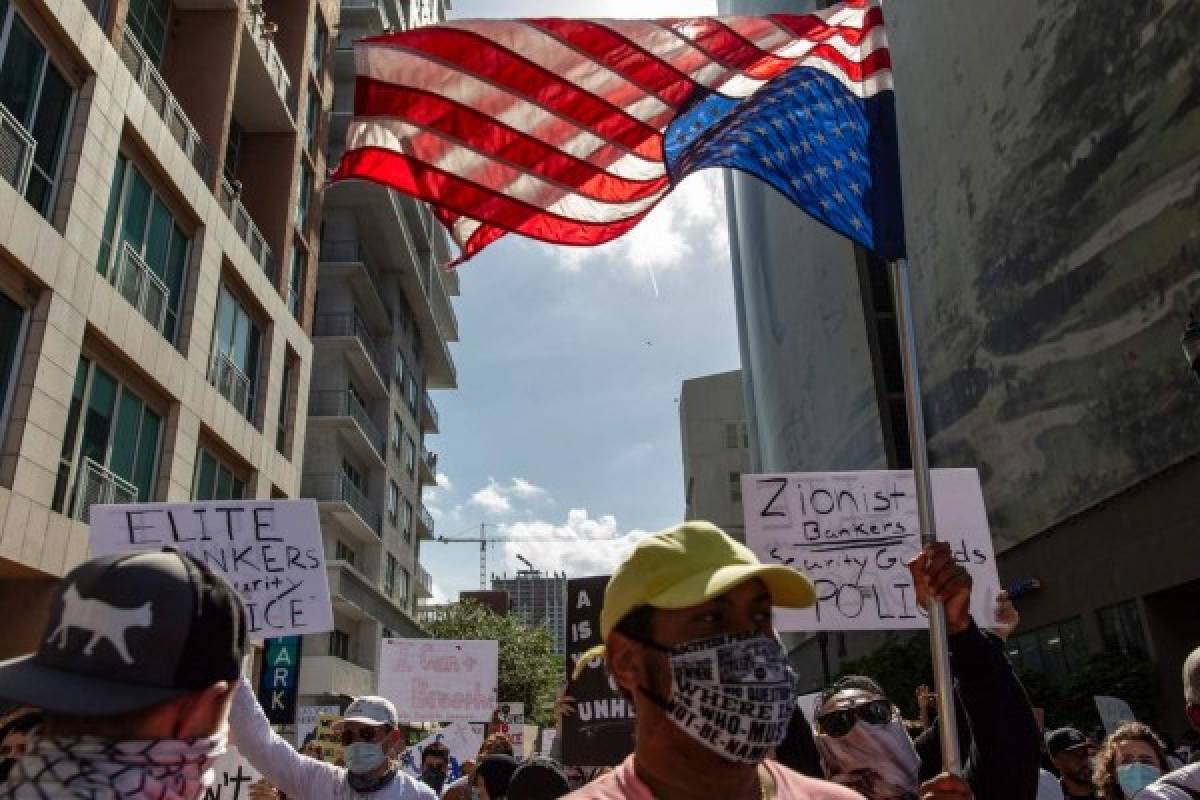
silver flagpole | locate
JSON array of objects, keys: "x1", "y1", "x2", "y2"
[{"x1": 889, "y1": 256, "x2": 961, "y2": 773}]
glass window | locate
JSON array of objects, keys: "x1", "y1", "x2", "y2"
[
  {"x1": 210, "y1": 285, "x2": 261, "y2": 419},
  {"x1": 402, "y1": 500, "x2": 413, "y2": 542},
  {"x1": 729, "y1": 472, "x2": 742, "y2": 505},
  {"x1": 394, "y1": 351, "x2": 406, "y2": 389},
  {"x1": 403, "y1": 435, "x2": 416, "y2": 476},
  {"x1": 398, "y1": 567, "x2": 410, "y2": 605},
  {"x1": 384, "y1": 553, "x2": 397, "y2": 598},
  {"x1": 310, "y1": 13, "x2": 327, "y2": 77},
  {"x1": 304, "y1": 85, "x2": 319, "y2": 155},
  {"x1": 391, "y1": 413, "x2": 402, "y2": 451},
  {"x1": 1006, "y1": 617, "x2": 1089, "y2": 686},
  {"x1": 342, "y1": 458, "x2": 362, "y2": 491},
  {"x1": 335, "y1": 539, "x2": 356, "y2": 565},
  {"x1": 329, "y1": 629, "x2": 349, "y2": 660},
  {"x1": 295, "y1": 163, "x2": 313, "y2": 231},
  {"x1": 125, "y1": 0, "x2": 170, "y2": 66},
  {"x1": 1097, "y1": 600, "x2": 1148, "y2": 656},
  {"x1": 406, "y1": 373, "x2": 418, "y2": 413},
  {"x1": 288, "y1": 240, "x2": 305, "y2": 319},
  {"x1": 276, "y1": 357, "x2": 292, "y2": 454},
  {"x1": 192, "y1": 447, "x2": 245, "y2": 501},
  {"x1": 387, "y1": 481, "x2": 399, "y2": 521},
  {"x1": 224, "y1": 116, "x2": 243, "y2": 181},
  {"x1": 0, "y1": 290, "x2": 25, "y2": 438}
]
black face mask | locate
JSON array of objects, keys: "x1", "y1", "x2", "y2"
[{"x1": 421, "y1": 767, "x2": 447, "y2": 792}]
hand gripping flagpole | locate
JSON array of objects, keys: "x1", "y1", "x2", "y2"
[{"x1": 889, "y1": 256, "x2": 962, "y2": 774}]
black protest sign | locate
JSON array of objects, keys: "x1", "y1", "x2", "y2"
[{"x1": 562, "y1": 576, "x2": 636, "y2": 767}]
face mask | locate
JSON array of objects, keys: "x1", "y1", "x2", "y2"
[
  {"x1": 344, "y1": 742, "x2": 387, "y2": 775},
  {"x1": 639, "y1": 631, "x2": 795, "y2": 764},
  {"x1": 1117, "y1": 763, "x2": 1161, "y2": 797},
  {"x1": 815, "y1": 715, "x2": 920, "y2": 800},
  {"x1": 421, "y1": 767, "x2": 447, "y2": 792}
]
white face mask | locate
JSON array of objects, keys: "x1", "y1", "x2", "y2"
[
  {"x1": 344, "y1": 742, "x2": 387, "y2": 775},
  {"x1": 815, "y1": 715, "x2": 921, "y2": 800}
]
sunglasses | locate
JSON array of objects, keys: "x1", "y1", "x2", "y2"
[
  {"x1": 816, "y1": 698, "x2": 894, "y2": 738},
  {"x1": 339, "y1": 726, "x2": 390, "y2": 746}
]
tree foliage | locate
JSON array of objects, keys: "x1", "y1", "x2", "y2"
[{"x1": 424, "y1": 600, "x2": 563, "y2": 727}]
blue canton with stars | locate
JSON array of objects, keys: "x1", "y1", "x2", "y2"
[{"x1": 663, "y1": 67, "x2": 906, "y2": 260}]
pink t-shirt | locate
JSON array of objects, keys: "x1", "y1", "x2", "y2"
[{"x1": 564, "y1": 756, "x2": 864, "y2": 800}]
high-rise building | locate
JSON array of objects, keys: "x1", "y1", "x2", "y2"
[
  {"x1": 492, "y1": 569, "x2": 567, "y2": 656},
  {"x1": 296, "y1": 0, "x2": 459, "y2": 705},
  {"x1": 0, "y1": 0, "x2": 334, "y2": 655},
  {"x1": 679, "y1": 370, "x2": 750, "y2": 542},
  {"x1": 718, "y1": 0, "x2": 1200, "y2": 736}
]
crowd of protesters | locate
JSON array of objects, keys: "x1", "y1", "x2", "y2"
[{"x1": 1, "y1": 524, "x2": 1198, "y2": 799}]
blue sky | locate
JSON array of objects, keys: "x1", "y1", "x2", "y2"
[{"x1": 419, "y1": 0, "x2": 734, "y2": 600}]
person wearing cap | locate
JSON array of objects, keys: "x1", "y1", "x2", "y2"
[
  {"x1": 564, "y1": 520, "x2": 861, "y2": 800},
  {"x1": 508, "y1": 757, "x2": 570, "y2": 800},
  {"x1": 228, "y1": 680, "x2": 435, "y2": 800},
  {"x1": 0, "y1": 550, "x2": 248, "y2": 800},
  {"x1": 1048, "y1": 728, "x2": 1098, "y2": 800}
]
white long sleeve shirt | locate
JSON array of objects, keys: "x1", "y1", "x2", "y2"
[
  {"x1": 1140, "y1": 764, "x2": 1200, "y2": 799},
  {"x1": 229, "y1": 679, "x2": 436, "y2": 800}
]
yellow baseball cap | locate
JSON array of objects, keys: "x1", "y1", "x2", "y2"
[{"x1": 573, "y1": 521, "x2": 815, "y2": 678}]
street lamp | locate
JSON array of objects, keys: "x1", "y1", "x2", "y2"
[{"x1": 1183, "y1": 312, "x2": 1200, "y2": 384}]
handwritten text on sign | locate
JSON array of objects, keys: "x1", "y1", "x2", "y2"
[
  {"x1": 89, "y1": 500, "x2": 333, "y2": 638},
  {"x1": 743, "y1": 469, "x2": 1001, "y2": 631},
  {"x1": 377, "y1": 639, "x2": 498, "y2": 723}
]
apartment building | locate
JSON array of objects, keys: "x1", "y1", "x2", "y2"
[
  {"x1": 0, "y1": 0, "x2": 335, "y2": 654},
  {"x1": 296, "y1": 0, "x2": 459, "y2": 706},
  {"x1": 492, "y1": 569, "x2": 566, "y2": 657},
  {"x1": 679, "y1": 370, "x2": 750, "y2": 543}
]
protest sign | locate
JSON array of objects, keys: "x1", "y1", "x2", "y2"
[
  {"x1": 314, "y1": 712, "x2": 344, "y2": 763},
  {"x1": 540, "y1": 728, "x2": 557, "y2": 756},
  {"x1": 1095, "y1": 695, "x2": 1137, "y2": 734},
  {"x1": 257, "y1": 636, "x2": 302, "y2": 725},
  {"x1": 378, "y1": 639, "x2": 498, "y2": 722},
  {"x1": 398, "y1": 721, "x2": 483, "y2": 780},
  {"x1": 203, "y1": 747, "x2": 261, "y2": 800},
  {"x1": 490, "y1": 702, "x2": 525, "y2": 751},
  {"x1": 743, "y1": 469, "x2": 1002, "y2": 631},
  {"x1": 521, "y1": 725, "x2": 538, "y2": 759},
  {"x1": 89, "y1": 500, "x2": 332, "y2": 638},
  {"x1": 562, "y1": 576, "x2": 636, "y2": 767},
  {"x1": 296, "y1": 704, "x2": 339, "y2": 749}
]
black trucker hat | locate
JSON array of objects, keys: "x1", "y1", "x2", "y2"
[{"x1": 0, "y1": 549, "x2": 246, "y2": 715}]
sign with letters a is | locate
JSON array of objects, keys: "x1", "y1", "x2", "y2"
[
  {"x1": 89, "y1": 499, "x2": 333, "y2": 639},
  {"x1": 743, "y1": 469, "x2": 1002, "y2": 632},
  {"x1": 258, "y1": 636, "x2": 302, "y2": 725}
]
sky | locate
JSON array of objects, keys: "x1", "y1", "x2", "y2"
[{"x1": 419, "y1": 0, "x2": 735, "y2": 601}]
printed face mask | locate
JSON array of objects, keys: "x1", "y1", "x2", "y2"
[
  {"x1": 815, "y1": 713, "x2": 920, "y2": 800},
  {"x1": 1117, "y1": 762, "x2": 1161, "y2": 798},
  {"x1": 640, "y1": 631, "x2": 796, "y2": 764},
  {"x1": 344, "y1": 742, "x2": 387, "y2": 775}
]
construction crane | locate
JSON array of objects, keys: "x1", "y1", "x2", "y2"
[{"x1": 435, "y1": 523, "x2": 620, "y2": 588}]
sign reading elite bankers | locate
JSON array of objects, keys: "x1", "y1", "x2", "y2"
[
  {"x1": 562, "y1": 576, "x2": 636, "y2": 767},
  {"x1": 743, "y1": 469, "x2": 1002, "y2": 631},
  {"x1": 89, "y1": 499, "x2": 333, "y2": 639}
]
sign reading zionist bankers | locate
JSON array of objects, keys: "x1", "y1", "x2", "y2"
[
  {"x1": 743, "y1": 468, "x2": 1002, "y2": 632},
  {"x1": 89, "y1": 499, "x2": 333, "y2": 638}
]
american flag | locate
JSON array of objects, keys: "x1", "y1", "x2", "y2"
[{"x1": 332, "y1": 0, "x2": 905, "y2": 264}]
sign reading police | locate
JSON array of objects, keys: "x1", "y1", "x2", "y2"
[
  {"x1": 744, "y1": 469, "x2": 1001, "y2": 632},
  {"x1": 89, "y1": 499, "x2": 333, "y2": 638}
]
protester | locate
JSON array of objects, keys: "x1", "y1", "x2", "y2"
[
  {"x1": 774, "y1": 708, "x2": 823, "y2": 779},
  {"x1": 508, "y1": 757, "x2": 570, "y2": 800},
  {"x1": 562, "y1": 520, "x2": 862, "y2": 799},
  {"x1": 419, "y1": 741, "x2": 450, "y2": 795},
  {"x1": 229, "y1": 682, "x2": 435, "y2": 800},
  {"x1": 443, "y1": 734, "x2": 514, "y2": 800},
  {"x1": 1049, "y1": 727, "x2": 1097, "y2": 799},
  {"x1": 474, "y1": 754, "x2": 518, "y2": 800},
  {"x1": 0, "y1": 551, "x2": 247, "y2": 800},
  {"x1": 1142, "y1": 644, "x2": 1200, "y2": 797},
  {"x1": 0, "y1": 709, "x2": 40, "y2": 783},
  {"x1": 813, "y1": 543, "x2": 1041, "y2": 800},
  {"x1": 1092, "y1": 722, "x2": 1169, "y2": 799}
]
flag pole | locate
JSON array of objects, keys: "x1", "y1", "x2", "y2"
[{"x1": 889, "y1": 256, "x2": 961, "y2": 774}]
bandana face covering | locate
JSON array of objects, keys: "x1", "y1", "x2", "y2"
[
  {"x1": 814, "y1": 714, "x2": 920, "y2": 800},
  {"x1": 1, "y1": 733, "x2": 227, "y2": 800},
  {"x1": 641, "y1": 631, "x2": 796, "y2": 764}
]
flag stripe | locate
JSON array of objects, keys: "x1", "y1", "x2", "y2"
[{"x1": 671, "y1": 17, "x2": 796, "y2": 80}]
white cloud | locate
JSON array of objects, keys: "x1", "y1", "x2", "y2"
[
  {"x1": 435, "y1": 472, "x2": 453, "y2": 490},
  {"x1": 468, "y1": 479, "x2": 513, "y2": 515},
  {"x1": 493, "y1": 509, "x2": 651, "y2": 578},
  {"x1": 430, "y1": 581, "x2": 450, "y2": 604},
  {"x1": 509, "y1": 477, "x2": 548, "y2": 500}
]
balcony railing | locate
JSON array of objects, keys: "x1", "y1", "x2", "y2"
[
  {"x1": 208, "y1": 350, "x2": 254, "y2": 419},
  {"x1": 320, "y1": 239, "x2": 366, "y2": 263},
  {"x1": 115, "y1": 242, "x2": 170, "y2": 335},
  {"x1": 219, "y1": 177, "x2": 278, "y2": 279},
  {"x1": 73, "y1": 458, "x2": 138, "y2": 523},
  {"x1": 245, "y1": 8, "x2": 295, "y2": 118},
  {"x1": 312, "y1": 312, "x2": 387, "y2": 380},
  {"x1": 414, "y1": 563, "x2": 433, "y2": 598},
  {"x1": 118, "y1": 31, "x2": 213, "y2": 183},
  {"x1": 0, "y1": 102, "x2": 35, "y2": 197},
  {"x1": 418, "y1": 503, "x2": 435, "y2": 536},
  {"x1": 302, "y1": 473, "x2": 381, "y2": 535},
  {"x1": 419, "y1": 446, "x2": 437, "y2": 476},
  {"x1": 309, "y1": 390, "x2": 384, "y2": 458},
  {"x1": 422, "y1": 389, "x2": 438, "y2": 431}
]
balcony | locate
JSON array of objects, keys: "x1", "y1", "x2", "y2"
[
  {"x1": 421, "y1": 388, "x2": 438, "y2": 433},
  {"x1": 318, "y1": 240, "x2": 391, "y2": 332},
  {"x1": 0, "y1": 102, "x2": 35, "y2": 197},
  {"x1": 312, "y1": 312, "x2": 388, "y2": 391},
  {"x1": 417, "y1": 503, "x2": 434, "y2": 539},
  {"x1": 118, "y1": 30, "x2": 213, "y2": 183},
  {"x1": 208, "y1": 350, "x2": 254, "y2": 419},
  {"x1": 340, "y1": 0, "x2": 387, "y2": 30},
  {"x1": 414, "y1": 563, "x2": 433, "y2": 599},
  {"x1": 114, "y1": 242, "x2": 170, "y2": 337},
  {"x1": 71, "y1": 458, "x2": 138, "y2": 523},
  {"x1": 219, "y1": 177, "x2": 278, "y2": 279},
  {"x1": 236, "y1": 7, "x2": 296, "y2": 132},
  {"x1": 327, "y1": 560, "x2": 424, "y2": 634},
  {"x1": 418, "y1": 446, "x2": 436, "y2": 483},
  {"x1": 297, "y1": 654, "x2": 374, "y2": 698},
  {"x1": 308, "y1": 390, "x2": 385, "y2": 464},
  {"x1": 303, "y1": 472, "x2": 381, "y2": 539}
]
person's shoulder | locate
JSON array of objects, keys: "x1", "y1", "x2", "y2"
[
  {"x1": 765, "y1": 761, "x2": 865, "y2": 800},
  {"x1": 1143, "y1": 762, "x2": 1200, "y2": 798},
  {"x1": 562, "y1": 767, "x2": 625, "y2": 800}
]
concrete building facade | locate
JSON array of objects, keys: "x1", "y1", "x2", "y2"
[
  {"x1": 492, "y1": 569, "x2": 567, "y2": 657},
  {"x1": 296, "y1": 0, "x2": 458, "y2": 707},
  {"x1": 679, "y1": 369, "x2": 750, "y2": 542},
  {"x1": 0, "y1": 0, "x2": 335, "y2": 655},
  {"x1": 718, "y1": 0, "x2": 1200, "y2": 736}
]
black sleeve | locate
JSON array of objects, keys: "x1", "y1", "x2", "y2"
[{"x1": 775, "y1": 708, "x2": 824, "y2": 778}]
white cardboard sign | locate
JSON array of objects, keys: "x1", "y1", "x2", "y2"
[
  {"x1": 378, "y1": 639, "x2": 499, "y2": 723},
  {"x1": 202, "y1": 747, "x2": 261, "y2": 800},
  {"x1": 89, "y1": 499, "x2": 333, "y2": 639},
  {"x1": 744, "y1": 469, "x2": 1001, "y2": 631},
  {"x1": 493, "y1": 701, "x2": 525, "y2": 751},
  {"x1": 1095, "y1": 695, "x2": 1137, "y2": 734}
]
